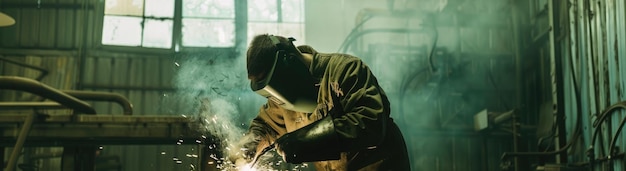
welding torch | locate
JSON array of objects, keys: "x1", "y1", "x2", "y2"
[{"x1": 250, "y1": 143, "x2": 275, "y2": 168}]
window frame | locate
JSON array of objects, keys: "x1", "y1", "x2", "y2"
[
  {"x1": 95, "y1": 0, "x2": 241, "y2": 55},
  {"x1": 94, "y1": 0, "x2": 303, "y2": 55}
]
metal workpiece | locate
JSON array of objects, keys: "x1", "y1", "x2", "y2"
[
  {"x1": 62, "y1": 90, "x2": 134, "y2": 115},
  {"x1": 0, "y1": 76, "x2": 96, "y2": 114}
]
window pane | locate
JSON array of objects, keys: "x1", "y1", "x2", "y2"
[
  {"x1": 248, "y1": 0, "x2": 277, "y2": 22},
  {"x1": 143, "y1": 19, "x2": 173, "y2": 48},
  {"x1": 278, "y1": 23, "x2": 305, "y2": 43},
  {"x1": 182, "y1": 18, "x2": 235, "y2": 47},
  {"x1": 281, "y1": 0, "x2": 303, "y2": 22},
  {"x1": 145, "y1": 0, "x2": 174, "y2": 18},
  {"x1": 183, "y1": 0, "x2": 234, "y2": 18},
  {"x1": 102, "y1": 15, "x2": 142, "y2": 46},
  {"x1": 105, "y1": 0, "x2": 143, "y2": 16}
]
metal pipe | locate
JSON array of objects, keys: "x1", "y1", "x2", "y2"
[
  {"x1": 5, "y1": 113, "x2": 36, "y2": 171},
  {"x1": 62, "y1": 90, "x2": 133, "y2": 115},
  {"x1": 0, "y1": 76, "x2": 96, "y2": 114},
  {"x1": 494, "y1": 110, "x2": 515, "y2": 124},
  {"x1": 0, "y1": 102, "x2": 65, "y2": 109},
  {"x1": 512, "y1": 110, "x2": 519, "y2": 171}
]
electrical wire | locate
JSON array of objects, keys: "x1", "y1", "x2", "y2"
[
  {"x1": 588, "y1": 102, "x2": 626, "y2": 159},
  {"x1": 337, "y1": 15, "x2": 373, "y2": 53},
  {"x1": 609, "y1": 107, "x2": 626, "y2": 159},
  {"x1": 427, "y1": 16, "x2": 438, "y2": 73},
  {"x1": 592, "y1": 102, "x2": 626, "y2": 128},
  {"x1": 589, "y1": 102, "x2": 626, "y2": 171},
  {"x1": 339, "y1": 28, "x2": 427, "y2": 54}
]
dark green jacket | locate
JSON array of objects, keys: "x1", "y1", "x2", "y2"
[{"x1": 248, "y1": 45, "x2": 410, "y2": 171}]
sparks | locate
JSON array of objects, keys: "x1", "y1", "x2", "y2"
[{"x1": 238, "y1": 164, "x2": 257, "y2": 171}]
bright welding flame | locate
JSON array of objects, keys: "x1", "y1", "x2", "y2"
[{"x1": 238, "y1": 164, "x2": 257, "y2": 171}]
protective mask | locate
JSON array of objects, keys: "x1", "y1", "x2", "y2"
[{"x1": 250, "y1": 36, "x2": 319, "y2": 113}]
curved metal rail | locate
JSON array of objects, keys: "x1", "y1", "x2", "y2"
[
  {"x1": 0, "y1": 76, "x2": 96, "y2": 114},
  {"x1": 63, "y1": 90, "x2": 133, "y2": 115}
]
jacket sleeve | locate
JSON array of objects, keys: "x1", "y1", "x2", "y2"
[
  {"x1": 230, "y1": 102, "x2": 282, "y2": 162},
  {"x1": 329, "y1": 58, "x2": 389, "y2": 151},
  {"x1": 248, "y1": 102, "x2": 284, "y2": 151}
]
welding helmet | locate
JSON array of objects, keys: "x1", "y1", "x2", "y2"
[{"x1": 250, "y1": 36, "x2": 318, "y2": 113}]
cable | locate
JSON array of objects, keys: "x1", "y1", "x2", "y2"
[
  {"x1": 427, "y1": 16, "x2": 438, "y2": 73},
  {"x1": 609, "y1": 109, "x2": 626, "y2": 159},
  {"x1": 339, "y1": 28, "x2": 427, "y2": 54},
  {"x1": 592, "y1": 102, "x2": 626, "y2": 128},
  {"x1": 337, "y1": 15, "x2": 373, "y2": 53},
  {"x1": 590, "y1": 102, "x2": 626, "y2": 156}
]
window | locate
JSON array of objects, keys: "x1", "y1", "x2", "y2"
[
  {"x1": 102, "y1": 0, "x2": 174, "y2": 48},
  {"x1": 247, "y1": 0, "x2": 305, "y2": 45},
  {"x1": 182, "y1": 0, "x2": 235, "y2": 47},
  {"x1": 101, "y1": 0, "x2": 304, "y2": 49}
]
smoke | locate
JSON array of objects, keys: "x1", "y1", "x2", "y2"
[
  {"x1": 301, "y1": 0, "x2": 517, "y2": 169},
  {"x1": 168, "y1": 52, "x2": 266, "y2": 169}
]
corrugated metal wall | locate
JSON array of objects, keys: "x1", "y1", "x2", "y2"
[
  {"x1": 561, "y1": 0, "x2": 626, "y2": 170},
  {"x1": 526, "y1": 0, "x2": 626, "y2": 170},
  {"x1": 0, "y1": 0, "x2": 207, "y2": 170},
  {"x1": 0, "y1": 0, "x2": 92, "y2": 49},
  {"x1": 343, "y1": 0, "x2": 527, "y2": 170}
]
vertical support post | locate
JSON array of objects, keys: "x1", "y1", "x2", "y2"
[
  {"x1": 548, "y1": 0, "x2": 568, "y2": 164},
  {"x1": 5, "y1": 113, "x2": 35, "y2": 171},
  {"x1": 512, "y1": 112, "x2": 519, "y2": 171}
]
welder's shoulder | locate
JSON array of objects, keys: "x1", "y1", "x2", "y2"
[{"x1": 327, "y1": 53, "x2": 366, "y2": 67}]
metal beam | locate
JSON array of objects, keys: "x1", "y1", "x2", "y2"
[{"x1": 0, "y1": 114, "x2": 205, "y2": 146}]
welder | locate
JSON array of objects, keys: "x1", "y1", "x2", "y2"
[{"x1": 230, "y1": 34, "x2": 410, "y2": 170}]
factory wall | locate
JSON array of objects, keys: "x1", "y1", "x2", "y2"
[
  {"x1": 499, "y1": 0, "x2": 626, "y2": 170},
  {"x1": 0, "y1": 0, "x2": 520, "y2": 170},
  {"x1": 554, "y1": 0, "x2": 626, "y2": 170},
  {"x1": 306, "y1": 0, "x2": 526, "y2": 171},
  {"x1": 0, "y1": 0, "x2": 589, "y2": 171},
  {"x1": 0, "y1": 0, "x2": 217, "y2": 170}
]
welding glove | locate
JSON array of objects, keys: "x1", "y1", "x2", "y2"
[
  {"x1": 227, "y1": 133, "x2": 260, "y2": 166},
  {"x1": 275, "y1": 115, "x2": 342, "y2": 164}
]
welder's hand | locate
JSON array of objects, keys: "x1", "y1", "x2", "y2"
[
  {"x1": 226, "y1": 133, "x2": 258, "y2": 165},
  {"x1": 274, "y1": 116, "x2": 342, "y2": 163}
]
